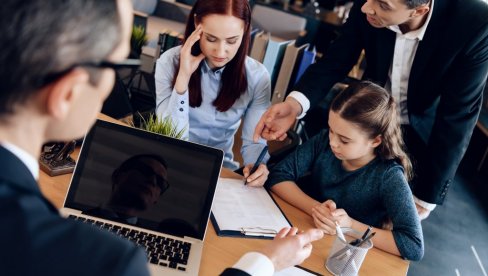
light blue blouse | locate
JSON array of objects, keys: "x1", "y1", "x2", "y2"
[{"x1": 155, "y1": 46, "x2": 271, "y2": 170}]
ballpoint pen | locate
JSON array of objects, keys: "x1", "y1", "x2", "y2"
[
  {"x1": 361, "y1": 225, "x2": 372, "y2": 240},
  {"x1": 330, "y1": 232, "x2": 376, "y2": 259},
  {"x1": 349, "y1": 225, "x2": 373, "y2": 246},
  {"x1": 244, "y1": 145, "x2": 268, "y2": 185}
]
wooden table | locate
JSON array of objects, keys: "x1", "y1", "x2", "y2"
[{"x1": 39, "y1": 116, "x2": 409, "y2": 275}]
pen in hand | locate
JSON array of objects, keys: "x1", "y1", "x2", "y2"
[{"x1": 244, "y1": 145, "x2": 268, "y2": 185}]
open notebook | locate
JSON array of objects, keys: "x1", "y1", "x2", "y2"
[{"x1": 60, "y1": 119, "x2": 223, "y2": 275}]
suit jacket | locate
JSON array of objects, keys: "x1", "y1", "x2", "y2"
[
  {"x1": 295, "y1": 0, "x2": 488, "y2": 204},
  {"x1": 0, "y1": 146, "x2": 149, "y2": 276},
  {"x1": 221, "y1": 268, "x2": 251, "y2": 276}
]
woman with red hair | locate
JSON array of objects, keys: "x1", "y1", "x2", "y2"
[{"x1": 155, "y1": 0, "x2": 270, "y2": 186}]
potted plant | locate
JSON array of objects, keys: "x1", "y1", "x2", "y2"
[
  {"x1": 130, "y1": 112, "x2": 186, "y2": 139},
  {"x1": 130, "y1": 25, "x2": 148, "y2": 58}
]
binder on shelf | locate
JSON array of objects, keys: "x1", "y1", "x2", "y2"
[
  {"x1": 262, "y1": 37, "x2": 292, "y2": 90},
  {"x1": 272, "y1": 42, "x2": 309, "y2": 104},
  {"x1": 210, "y1": 178, "x2": 292, "y2": 239},
  {"x1": 292, "y1": 45, "x2": 317, "y2": 86},
  {"x1": 249, "y1": 31, "x2": 268, "y2": 63},
  {"x1": 249, "y1": 27, "x2": 262, "y2": 54}
]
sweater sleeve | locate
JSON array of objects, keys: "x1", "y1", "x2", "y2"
[
  {"x1": 381, "y1": 165, "x2": 424, "y2": 261},
  {"x1": 266, "y1": 130, "x2": 329, "y2": 188}
]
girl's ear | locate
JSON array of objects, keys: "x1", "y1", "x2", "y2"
[{"x1": 371, "y1": 135, "x2": 382, "y2": 148}]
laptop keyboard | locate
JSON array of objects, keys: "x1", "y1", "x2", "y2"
[{"x1": 68, "y1": 214, "x2": 191, "y2": 271}]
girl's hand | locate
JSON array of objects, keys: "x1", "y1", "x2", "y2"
[
  {"x1": 330, "y1": 208, "x2": 353, "y2": 228},
  {"x1": 311, "y1": 200, "x2": 336, "y2": 234},
  {"x1": 175, "y1": 25, "x2": 205, "y2": 93},
  {"x1": 243, "y1": 163, "x2": 269, "y2": 187}
]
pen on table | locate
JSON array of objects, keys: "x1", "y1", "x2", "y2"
[{"x1": 244, "y1": 145, "x2": 268, "y2": 185}]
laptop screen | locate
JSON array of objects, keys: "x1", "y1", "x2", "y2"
[{"x1": 65, "y1": 120, "x2": 223, "y2": 241}]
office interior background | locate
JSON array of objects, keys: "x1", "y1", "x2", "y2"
[{"x1": 102, "y1": 0, "x2": 488, "y2": 274}]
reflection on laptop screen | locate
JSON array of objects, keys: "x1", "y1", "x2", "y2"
[{"x1": 65, "y1": 120, "x2": 223, "y2": 240}]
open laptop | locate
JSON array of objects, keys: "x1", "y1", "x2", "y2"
[{"x1": 61, "y1": 119, "x2": 223, "y2": 275}]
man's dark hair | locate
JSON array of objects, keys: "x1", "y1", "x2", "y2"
[
  {"x1": 0, "y1": 0, "x2": 123, "y2": 115},
  {"x1": 404, "y1": 0, "x2": 430, "y2": 9}
]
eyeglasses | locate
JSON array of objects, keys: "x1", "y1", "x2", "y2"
[
  {"x1": 37, "y1": 59, "x2": 141, "y2": 88},
  {"x1": 128, "y1": 162, "x2": 170, "y2": 194}
]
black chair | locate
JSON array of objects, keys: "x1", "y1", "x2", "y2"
[
  {"x1": 267, "y1": 130, "x2": 301, "y2": 169},
  {"x1": 101, "y1": 74, "x2": 133, "y2": 119}
]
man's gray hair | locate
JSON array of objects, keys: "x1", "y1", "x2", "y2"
[{"x1": 0, "y1": 0, "x2": 123, "y2": 115}]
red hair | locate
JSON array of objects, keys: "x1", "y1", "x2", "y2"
[{"x1": 181, "y1": 0, "x2": 251, "y2": 112}]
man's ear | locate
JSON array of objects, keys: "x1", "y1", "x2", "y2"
[
  {"x1": 371, "y1": 135, "x2": 382, "y2": 148},
  {"x1": 411, "y1": 4, "x2": 430, "y2": 18},
  {"x1": 45, "y1": 69, "x2": 89, "y2": 119}
]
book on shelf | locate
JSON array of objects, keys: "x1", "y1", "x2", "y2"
[
  {"x1": 249, "y1": 31, "x2": 268, "y2": 63},
  {"x1": 292, "y1": 45, "x2": 316, "y2": 86},
  {"x1": 262, "y1": 37, "x2": 292, "y2": 90},
  {"x1": 249, "y1": 27, "x2": 262, "y2": 54},
  {"x1": 271, "y1": 42, "x2": 309, "y2": 104}
]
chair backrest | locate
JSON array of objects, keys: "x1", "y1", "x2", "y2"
[
  {"x1": 251, "y1": 5, "x2": 307, "y2": 40},
  {"x1": 267, "y1": 130, "x2": 301, "y2": 169}
]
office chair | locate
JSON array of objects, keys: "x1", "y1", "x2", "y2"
[{"x1": 267, "y1": 130, "x2": 301, "y2": 169}]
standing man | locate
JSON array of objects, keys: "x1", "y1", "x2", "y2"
[
  {"x1": 255, "y1": 0, "x2": 488, "y2": 219},
  {"x1": 0, "y1": 1, "x2": 323, "y2": 275}
]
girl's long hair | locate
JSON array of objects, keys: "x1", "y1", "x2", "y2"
[
  {"x1": 181, "y1": 0, "x2": 251, "y2": 112},
  {"x1": 330, "y1": 81, "x2": 413, "y2": 180}
]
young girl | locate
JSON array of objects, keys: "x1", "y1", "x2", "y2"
[
  {"x1": 266, "y1": 81, "x2": 424, "y2": 261},
  {"x1": 155, "y1": 0, "x2": 270, "y2": 185}
]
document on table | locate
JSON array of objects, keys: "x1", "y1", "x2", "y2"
[{"x1": 211, "y1": 178, "x2": 291, "y2": 238}]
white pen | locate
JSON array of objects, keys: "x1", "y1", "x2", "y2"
[{"x1": 335, "y1": 221, "x2": 346, "y2": 242}]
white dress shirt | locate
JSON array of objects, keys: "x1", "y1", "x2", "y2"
[
  {"x1": 232, "y1": 252, "x2": 275, "y2": 275},
  {"x1": 385, "y1": 0, "x2": 435, "y2": 125},
  {"x1": 1, "y1": 142, "x2": 39, "y2": 180}
]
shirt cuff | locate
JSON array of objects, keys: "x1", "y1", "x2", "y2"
[
  {"x1": 413, "y1": 196, "x2": 437, "y2": 211},
  {"x1": 232, "y1": 252, "x2": 274, "y2": 276},
  {"x1": 287, "y1": 91, "x2": 310, "y2": 120}
]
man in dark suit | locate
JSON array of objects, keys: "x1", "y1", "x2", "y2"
[
  {"x1": 255, "y1": 0, "x2": 488, "y2": 219},
  {"x1": 0, "y1": 0, "x2": 323, "y2": 275}
]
